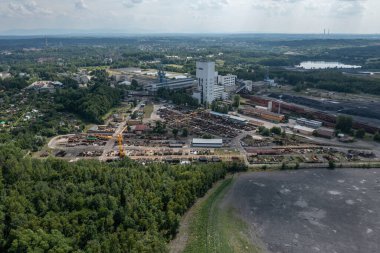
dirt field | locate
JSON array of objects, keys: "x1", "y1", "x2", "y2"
[{"x1": 224, "y1": 169, "x2": 380, "y2": 253}]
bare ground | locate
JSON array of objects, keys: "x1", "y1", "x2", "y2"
[{"x1": 225, "y1": 169, "x2": 380, "y2": 253}]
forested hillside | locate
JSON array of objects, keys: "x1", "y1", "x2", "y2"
[{"x1": 0, "y1": 145, "x2": 244, "y2": 252}]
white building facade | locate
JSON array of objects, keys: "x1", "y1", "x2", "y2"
[
  {"x1": 196, "y1": 61, "x2": 216, "y2": 104},
  {"x1": 218, "y1": 74, "x2": 237, "y2": 87}
]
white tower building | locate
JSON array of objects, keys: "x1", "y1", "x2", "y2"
[{"x1": 196, "y1": 61, "x2": 216, "y2": 105}]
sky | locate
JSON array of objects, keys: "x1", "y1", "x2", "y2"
[{"x1": 0, "y1": 0, "x2": 379, "y2": 34}]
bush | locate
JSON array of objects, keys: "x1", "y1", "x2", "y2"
[
  {"x1": 258, "y1": 126, "x2": 270, "y2": 136},
  {"x1": 374, "y1": 132, "x2": 380, "y2": 142},
  {"x1": 335, "y1": 115, "x2": 353, "y2": 134},
  {"x1": 355, "y1": 129, "x2": 366, "y2": 139},
  {"x1": 328, "y1": 160, "x2": 336, "y2": 170},
  {"x1": 271, "y1": 126, "x2": 282, "y2": 135}
]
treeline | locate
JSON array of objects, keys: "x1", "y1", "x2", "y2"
[
  {"x1": 157, "y1": 88, "x2": 199, "y2": 107},
  {"x1": 0, "y1": 145, "x2": 245, "y2": 252}
]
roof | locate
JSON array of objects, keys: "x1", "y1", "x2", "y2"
[
  {"x1": 228, "y1": 115, "x2": 248, "y2": 123},
  {"x1": 134, "y1": 125, "x2": 148, "y2": 131},
  {"x1": 192, "y1": 138, "x2": 223, "y2": 145},
  {"x1": 89, "y1": 125, "x2": 98, "y2": 131},
  {"x1": 210, "y1": 111, "x2": 247, "y2": 123},
  {"x1": 294, "y1": 125, "x2": 315, "y2": 132},
  {"x1": 119, "y1": 81, "x2": 131, "y2": 85},
  {"x1": 297, "y1": 118, "x2": 322, "y2": 124},
  {"x1": 210, "y1": 111, "x2": 227, "y2": 117},
  {"x1": 316, "y1": 127, "x2": 335, "y2": 133}
]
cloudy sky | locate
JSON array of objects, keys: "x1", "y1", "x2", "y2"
[{"x1": 0, "y1": 0, "x2": 379, "y2": 34}]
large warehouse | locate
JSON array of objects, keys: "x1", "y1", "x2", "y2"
[
  {"x1": 146, "y1": 78, "x2": 195, "y2": 92},
  {"x1": 192, "y1": 138, "x2": 223, "y2": 148},
  {"x1": 210, "y1": 111, "x2": 248, "y2": 125},
  {"x1": 296, "y1": 118, "x2": 322, "y2": 129}
]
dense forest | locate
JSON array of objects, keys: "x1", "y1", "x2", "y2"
[
  {"x1": 156, "y1": 88, "x2": 199, "y2": 107},
  {"x1": 55, "y1": 70, "x2": 123, "y2": 123},
  {"x1": 0, "y1": 145, "x2": 245, "y2": 252},
  {"x1": 0, "y1": 77, "x2": 29, "y2": 90}
]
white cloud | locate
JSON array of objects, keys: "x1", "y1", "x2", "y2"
[
  {"x1": 0, "y1": 0, "x2": 378, "y2": 34},
  {"x1": 7, "y1": 1, "x2": 52, "y2": 16},
  {"x1": 75, "y1": 0, "x2": 88, "y2": 10},
  {"x1": 190, "y1": 0, "x2": 229, "y2": 10},
  {"x1": 252, "y1": 0, "x2": 367, "y2": 17},
  {"x1": 123, "y1": 0, "x2": 144, "y2": 8}
]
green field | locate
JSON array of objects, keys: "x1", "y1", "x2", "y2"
[
  {"x1": 143, "y1": 103, "x2": 154, "y2": 119},
  {"x1": 183, "y1": 178, "x2": 261, "y2": 253}
]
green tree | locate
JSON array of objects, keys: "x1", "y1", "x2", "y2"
[
  {"x1": 181, "y1": 128, "x2": 189, "y2": 137},
  {"x1": 335, "y1": 115, "x2": 353, "y2": 134},
  {"x1": 130, "y1": 111, "x2": 138, "y2": 120},
  {"x1": 271, "y1": 126, "x2": 282, "y2": 135},
  {"x1": 355, "y1": 129, "x2": 366, "y2": 139},
  {"x1": 374, "y1": 132, "x2": 380, "y2": 142},
  {"x1": 328, "y1": 160, "x2": 336, "y2": 170},
  {"x1": 172, "y1": 129, "x2": 179, "y2": 139},
  {"x1": 258, "y1": 126, "x2": 270, "y2": 137},
  {"x1": 233, "y1": 95, "x2": 241, "y2": 108},
  {"x1": 130, "y1": 79, "x2": 139, "y2": 90}
]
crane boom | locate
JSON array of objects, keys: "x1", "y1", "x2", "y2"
[
  {"x1": 117, "y1": 134, "x2": 126, "y2": 158},
  {"x1": 88, "y1": 134, "x2": 126, "y2": 158}
]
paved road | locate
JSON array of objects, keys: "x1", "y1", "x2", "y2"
[{"x1": 99, "y1": 102, "x2": 144, "y2": 161}]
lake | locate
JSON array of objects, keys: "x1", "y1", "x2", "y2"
[{"x1": 296, "y1": 61, "x2": 362, "y2": 70}]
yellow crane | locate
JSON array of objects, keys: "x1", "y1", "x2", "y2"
[
  {"x1": 92, "y1": 134, "x2": 126, "y2": 158},
  {"x1": 117, "y1": 134, "x2": 126, "y2": 158}
]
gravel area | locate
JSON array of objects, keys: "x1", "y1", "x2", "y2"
[{"x1": 225, "y1": 169, "x2": 380, "y2": 253}]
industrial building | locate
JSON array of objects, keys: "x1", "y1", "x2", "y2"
[
  {"x1": 293, "y1": 125, "x2": 315, "y2": 136},
  {"x1": 239, "y1": 108, "x2": 285, "y2": 123},
  {"x1": 315, "y1": 128, "x2": 335, "y2": 139},
  {"x1": 192, "y1": 138, "x2": 223, "y2": 148},
  {"x1": 213, "y1": 85, "x2": 230, "y2": 100},
  {"x1": 27, "y1": 81, "x2": 63, "y2": 93},
  {"x1": 210, "y1": 111, "x2": 248, "y2": 125},
  {"x1": 296, "y1": 118, "x2": 323, "y2": 129},
  {"x1": 218, "y1": 74, "x2": 237, "y2": 87},
  {"x1": 146, "y1": 78, "x2": 195, "y2": 92},
  {"x1": 195, "y1": 62, "x2": 237, "y2": 104},
  {"x1": 196, "y1": 61, "x2": 216, "y2": 104}
]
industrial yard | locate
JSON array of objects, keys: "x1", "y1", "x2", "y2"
[
  {"x1": 45, "y1": 95, "x2": 380, "y2": 168},
  {"x1": 2, "y1": 56, "x2": 376, "y2": 169},
  {"x1": 44, "y1": 62, "x2": 380, "y2": 168}
]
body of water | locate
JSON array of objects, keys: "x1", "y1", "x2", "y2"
[{"x1": 296, "y1": 61, "x2": 362, "y2": 70}]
